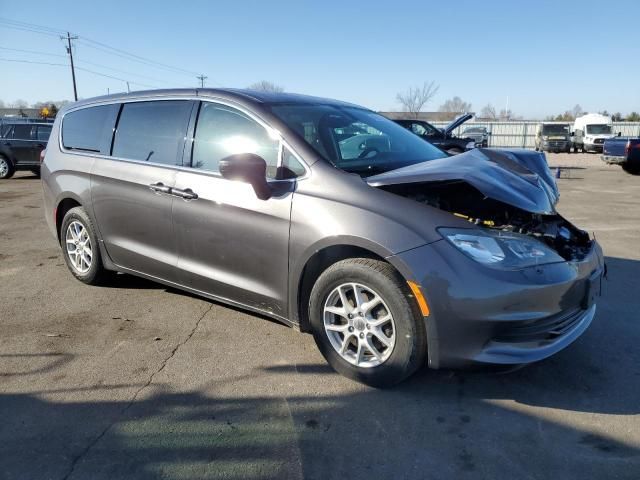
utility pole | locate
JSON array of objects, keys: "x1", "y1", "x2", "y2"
[
  {"x1": 61, "y1": 32, "x2": 78, "y2": 101},
  {"x1": 197, "y1": 74, "x2": 207, "y2": 88}
]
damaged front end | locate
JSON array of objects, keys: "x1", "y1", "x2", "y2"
[{"x1": 368, "y1": 148, "x2": 593, "y2": 263}]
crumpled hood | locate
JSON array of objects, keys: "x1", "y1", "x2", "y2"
[{"x1": 366, "y1": 148, "x2": 559, "y2": 214}]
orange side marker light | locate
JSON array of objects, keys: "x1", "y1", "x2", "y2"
[{"x1": 407, "y1": 281, "x2": 430, "y2": 317}]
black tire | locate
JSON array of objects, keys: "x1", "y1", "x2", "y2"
[
  {"x1": 622, "y1": 162, "x2": 640, "y2": 175},
  {"x1": 60, "y1": 206, "x2": 107, "y2": 285},
  {"x1": 534, "y1": 146, "x2": 539, "y2": 152},
  {"x1": 0, "y1": 155, "x2": 15, "y2": 179},
  {"x1": 308, "y1": 258, "x2": 427, "y2": 387}
]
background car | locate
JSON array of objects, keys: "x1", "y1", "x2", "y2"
[
  {"x1": 535, "y1": 123, "x2": 571, "y2": 153},
  {"x1": 394, "y1": 114, "x2": 476, "y2": 154},
  {"x1": 461, "y1": 126, "x2": 489, "y2": 147},
  {"x1": 602, "y1": 136, "x2": 640, "y2": 175},
  {"x1": 0, "y1": 121, "x2": 52, "y2": 178}
]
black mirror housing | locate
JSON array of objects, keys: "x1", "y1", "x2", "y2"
[{"x1": 219, "y1": 153, "x2": 272, "y2": 200}]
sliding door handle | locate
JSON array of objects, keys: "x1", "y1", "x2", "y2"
[
  {"x1": 149, "y1": 182, "x2": 171, "y2": 194},
  {"x1": 172, "y1": 187, "x2": 198, "y2": 200}
]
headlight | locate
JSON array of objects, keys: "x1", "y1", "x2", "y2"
[
  {"x1": 542, "y1": 135, "x2": 549, "y2": 141},
  {"x1": 465, "y1": 141, "x2": 475, "y2": 150},
  {"x1": 439, "y1": 228, "x2": 565, "y2": 269}
]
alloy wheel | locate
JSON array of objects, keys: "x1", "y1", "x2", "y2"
[
  {"x1": 323, "y1": 282, "x2": 396, "y2": 368},
  {"x1": 65, "y1": 220, "x2": 93, "y2": 273},
  {"x1": 0, "y1": 157, "x2": 8, "y2": 178}
]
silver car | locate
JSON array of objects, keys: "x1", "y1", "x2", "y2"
[{"x1": 42, "y1": 89, "x2": 604, "y2": 386}]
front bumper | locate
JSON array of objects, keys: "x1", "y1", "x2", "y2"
[
  {"x1": 394, "y1": 238, "x2": 605, "y2": 369},
  {"x1": 601, "y1": 154, "x2": 626, "y2": 165},
  {"x1": 584, "y1": 143, "x2": 604, "y2": 153},
  {"x1": 541, "y1": 140, "x2": 570, "y2": 152}
]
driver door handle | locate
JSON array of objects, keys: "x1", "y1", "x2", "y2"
[
  {"x1": 172, "y1": 187, "x2": 198, "y2": 200},
  {"x1": 149, "y1": 182, "x2": 172, "y2": 194}
]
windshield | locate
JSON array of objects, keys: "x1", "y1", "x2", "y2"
[
  {"x1": 586, "y1": 124, "x2": 612, "y2": 135},
  {"x1": 270, "y1": 104, "x2": 447, "y2": 176},
  {"x1": 542, "y1": 124, "x2": 569, "y2": 135}
]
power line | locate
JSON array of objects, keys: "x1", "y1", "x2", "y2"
[
  {"x1": 77, "y1": 37, "x2": 201, "y2": 77},
  {"x1": 0, "y1": 46, "x2": 67, "y2": 58},
  {"x1": 0, "y1": 17, "x2": 206, "y2": 80},
  {"x1": 0, "y1": 46, "x2": 179, "y2": 86},
  {"x1": 0, "y1": 16, "x2": 218, "y2": 87},
  {"x1": 0, "y1": 58, "x2": 160, "y2": 89}
]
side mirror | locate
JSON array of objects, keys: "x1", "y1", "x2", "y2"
[{"x1": 219, "y1": 153, "x2": 272, "y2": 200}]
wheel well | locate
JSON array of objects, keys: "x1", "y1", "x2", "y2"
[
  {"x1": 55, "y1": 198, "x2": 81, "y2": 241},
  {"x1": 297, "y1": 245, "x2": 387, "y2": 333}
]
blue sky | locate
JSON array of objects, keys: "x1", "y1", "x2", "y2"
[{"x1": 0, "y1": 0, "x2": 638, "y2": 119}]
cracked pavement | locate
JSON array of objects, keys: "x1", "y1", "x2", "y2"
[{"x1": 1, "y1": 156, "x2": 640, "y2": 480}]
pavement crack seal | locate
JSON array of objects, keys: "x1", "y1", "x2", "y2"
[{"x1": 60, "y1": 302, "x2": 214, "y2": 480}]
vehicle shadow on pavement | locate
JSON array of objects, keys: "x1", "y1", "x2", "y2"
[{"x1": 0, "y1": 256, "x2": 638, "y2": 479}]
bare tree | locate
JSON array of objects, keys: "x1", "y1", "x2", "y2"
[
  {"x1": 571, "y1": 104, "x2": 583, "y2": 118},
  {"x1": 248, "y1": 81, "x2": 284, "y2": 93},
  {"x1": 479, "y1": 103, "x2": 497, "y2": 120},
  {"x1": 396, "y1": 81, "x2": 439, "y2": 118},
  {"x1": 438, "y1": 96, "x2": 472, "y2": 114},
  {"x1": 9, "y1": 99, "x2": 28, "y2": 109}
]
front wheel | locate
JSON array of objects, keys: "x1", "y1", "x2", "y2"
[
  {"x1": 309, "y1": 258, "x2": 427, "y2": 387},
  {"x1": 60, "y1": 207, "x2": 107, "y2": 285},
  {"x1": 0, "y1": 155, "x2": 15, "y2": 179}
]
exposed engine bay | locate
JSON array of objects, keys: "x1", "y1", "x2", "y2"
[{"x1": 381, "y1": 180, "x2": 593, "y2": 261}]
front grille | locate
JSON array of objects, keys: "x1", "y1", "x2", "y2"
[
  {"x1": 548, "y1": 140, "x2": 567, "y2": 149},
  {"x1": 594, "y1": 138, "x2": 605, "y2": 144},
  {"x1": 493, "y1": 308, "x2": 584, "y2": 343}
]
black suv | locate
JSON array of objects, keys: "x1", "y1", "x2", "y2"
[
  {"x1": 394, "y1": 114, "x2": 475, "y2": 154},
  {"x1": 0, "y1": 122, "x2": 52, "y2": 178}
]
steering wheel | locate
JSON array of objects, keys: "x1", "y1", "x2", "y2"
[{"x1": 358, "y1": 147, "x2": 379, "y2": 159}]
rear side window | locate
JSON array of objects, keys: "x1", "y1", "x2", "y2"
[
  {"x1": 192, "y1": 102, "x2": 280, "y2": 177},
  {"x1": 112, "y1": 101, "x2": 193, "y2": 165},
  {"x1": 36, "y1": 125, "x2": 52, "y2": 141},
  {"x1": 12, "y1": 124, "x2": 33, "y2": 140},
  {"x1": 62, "y1": 104, "x2": 119, "y2": 153}
]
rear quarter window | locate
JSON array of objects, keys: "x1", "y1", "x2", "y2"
[{"x1": 62, "y1": 104, "x2": 120, "y2": 154}]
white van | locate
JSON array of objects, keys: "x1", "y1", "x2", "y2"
[{"x1": 571, "y1": 113, "x2": 614, "y2": 153}]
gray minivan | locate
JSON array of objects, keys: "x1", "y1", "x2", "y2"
[{"x1": 42, "y1": 89, "x2": 605, "y2": 386}]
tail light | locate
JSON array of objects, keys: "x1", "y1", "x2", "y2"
[{"x1": 40, "y1": 148, "x2": 46, "y2": 163}]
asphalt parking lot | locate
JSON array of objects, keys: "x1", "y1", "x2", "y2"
[{"x1": 1, "y1": 153, "x2": 639, "y2": 480}]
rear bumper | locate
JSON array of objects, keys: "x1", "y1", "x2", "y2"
[
  {"x1": 393, "y1": 239, "x2": 605, "y2": 369},
  {"x1": 601, "y1": 154, "x2": 626, "y2": 165}
]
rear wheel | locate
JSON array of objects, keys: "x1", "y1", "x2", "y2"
[
  {"x1": 622, "y1": 162, "x2": 640, "y2": 175},
  {"x1": 309, "y1": 258, "x2": 427, "y2": 387},
  {"x1": 0, "y1": 155, "x2": 14, "y2": 179},
  {"x1": 60, "y1": 207, "x2": 107, "y2": 285}
]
